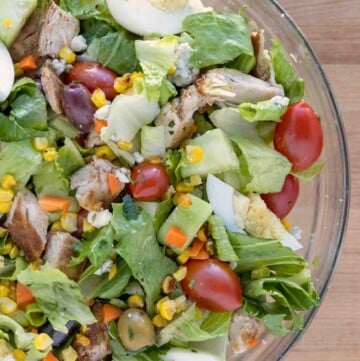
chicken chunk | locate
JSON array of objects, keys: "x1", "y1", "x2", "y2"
[
  {"x1": 251, "y1": 30, "x2": 271, "y2": 81},
  {"x1": 73, "y1": 323, "x2": 111, "y2": 361},
  {"x1": 38, "y1": 2, "x2": 80, "y2": 58},
  {"x1": 44, "y1": 232, "x2": 84, "y2": 281},
  {"x1": 71, "y1": 158, "x2": 124, "y2": 211},
  {"x1": 41, "y1": 60, "x2": 64, "y2": 114},
  {"x1": 4, "y1": 190, "x2": 48, "y2": 261}
]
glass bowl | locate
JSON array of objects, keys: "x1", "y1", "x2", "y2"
[{"x1": 204, "y1": 0, "x2": 350, "y2": 360}]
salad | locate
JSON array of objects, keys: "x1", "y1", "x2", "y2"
[{"x1": 0, "y1": 0, "x2": 324, "y2": 360}]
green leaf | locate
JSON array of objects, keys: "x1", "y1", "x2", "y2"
[
  {"x1": 183, "y1": 12, "x2": 255, "y2": 71},
  {"x1": 153, "y1": 199, "x2": 174, "y2": 234},
  {"x1": 0, "y1": 315, "x2": 34, "y2": 349},
  {"x1": 18, "y1": 264, "x2": 96, "y2": 332},
  {"x1": 291, "y1": 162, "x2": 324, "y2": 182},
  {"x1": 48, "y1": 112, "x2": 80, "y2": 139},
  {"x1": 57, "y1": 138, "x2": 85, "y2": 177},
  {"x1": 193, "y1": 113, "x2": 214, "y2": 135},
  {"x1": 208, "y1": 216, "x2": 238, "y2": 262},
  {"x1": 112, "y1": 204, "x2": 177, "y2": 314},
  {"x1": 270, "y1": 40, "x2": 304, "y2": 103},
  {"x1": 25, "y1": 303, "x2": 47, "y2": 328},
  {"x1": 231, "y1": 135, "x2": 291, "y2": 194},
  {"x1": 261, "y1": 314, "x2": 290, "y2": 336},
  {"x1": 165, "y1": 149, "x2": 185, "y2": 184},
  {"x1": 0, "y1": 257, "x2": 28, "y2": 280}
]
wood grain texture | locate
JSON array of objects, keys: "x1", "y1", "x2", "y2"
[{"x1": 278, "y1": 1, "x2": 360, "y2": 360}]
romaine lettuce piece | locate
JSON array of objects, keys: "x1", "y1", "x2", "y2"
[
  {"x1": 18, "y1": 264, "x2": 96, "y2": 332},
  {"x1": 0, "y1": 315, "x2": 34, "y2": 349},
  {"x1": 270, "y1": 40, "x2": 304, "y2": 103},
  {"x1": 183, "y1": 12, "x2": 255, "y2": 72},
  {"x1": 112, "y1": 204, "x2": 177, "y2": 314},
  {"x1": 159, "y1": 78, "x2": 177, "y2": 106},
  {"x1": 0, "y1": 140, "x2": 42, "y2": 188},
  {"x1": 57, "y1": 138, "x2": 85, "y2": 176},
  {"x1": 140, "y1": 126, "x2": 166, "y2": 160},
  {"x1": 231, "y1": 135, "x2": 291, "y2": 193},
  {"x1": 291, "y1": 162, "x2": 324, "y2": 182}
]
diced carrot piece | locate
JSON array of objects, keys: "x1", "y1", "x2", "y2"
[
  {"x1": 38, "y1": 196, "x2": 71, "y2": 214},
  {"x1": 102, "y1": 304, "x2": 123, "y2": 323},
  {"x1": 43, "y1": 353, "x2": 59, "y2": 361},
  {"x1": 107, "y1": 173, "x2": 122, "y2": 196},
  {"x1": 16, "y1": 282, "x2": 35, "y2": 309},
  {"x1": 18, "y1": 55, "x2": 37, "y2": 71},
  {"x1": 248, "y1": 337, "x2": 259, "y2": 349},
  {"x1": 189, "y1": 239, "x2": 205, "y2": 257},
  {"x1": 165, "y1": 226, "x2": 187, "y2": 248},
  {"x1": 191, "y1": 248, "x2": 209, "y2": 260},
  {"x1": 94, "y1": 119, "x2": 108, "y2": 134}
]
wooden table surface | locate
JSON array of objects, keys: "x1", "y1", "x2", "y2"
[{"x1": 277, "y1": 1, "x2": 360, "y2": 360}]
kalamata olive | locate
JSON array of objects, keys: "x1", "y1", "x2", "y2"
[
  {"x1": 66, "y1": 61, "x2": 117, "y2": 100},
  {"x1": 61, "y1": 83, "x2": 96, "y2": 133},
  {"x1": 117, "y1": 308, "x2": 156, "y2": 352},
  {"x1": 39, "y1": 320, "x2": 81, "y2": 348}
]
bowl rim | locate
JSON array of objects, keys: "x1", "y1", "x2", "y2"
[{"x1": 267, "y1": 0, "x2": 351, "y2": 358}]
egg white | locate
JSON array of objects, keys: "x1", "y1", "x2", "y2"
[
  {"x1": 106, "y1": 0, "x2": 210, "y2": 36},
  {"x1": 0, "y1": 41, "x2": 14, "y2": 102}
]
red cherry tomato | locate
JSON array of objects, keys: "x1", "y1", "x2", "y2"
[
  {"x1": 66, "y1": 61, "x2": 117, "y2": 100},
  {"x1": 129, "y1": 162, "x2": 170, "y2": 201},
  {"x1": 261, "y1": 174, "x2": 300, "y2": 219},
  {"x1": 274, "y1": 101, "x2": 323, "y2": 172},
  {"x1": 181, "y1": 258, "x2": 242, "y2": 312}
]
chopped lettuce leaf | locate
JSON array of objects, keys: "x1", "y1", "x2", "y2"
[
  {"x1": 165, "y1": 149, "x2": 185, "y2": 184},
  {"x1": 17, "y1": 264, "x2": 96, "y2": 332},
  {"x1": 57, "y1": 138, "x2": 85, "y2": 176},
  {"x1": 159, "y1": 78, "x2": 177, "y2": 106},
  {"x1": 270, "y1": 40, "x2": 304, "y2": 103},
  {"x1": 0, "y1": 315, "x2": 34, "y2": 349},
  {"x1": 194, "y1": 113, "x2": 215, "y2": 135},
  {"x1": 153, "y1": 199, "x2": 174, "y2": 234},
  {"x1": 0, "y1": 257, "x2": 28, "y2": 280},
  {"x1": 291, "y1": 162, "x2": 324, "y2": 182},
  {"x1": 48, "y1": 112, "x2": 80, "y2": 139},
  {"x1": 239, "y1": 97, "x2": 289, "y2": 122},
  {"x1": 158, "y1": 304, "x2": 232, "y2": 346},
  {"x1": 183, "y1": 12, "x2": 255, "y2": 71},
  {"x1": 141, "y1": 126, "x2": 166, "y2": 160},
  {"x1": 112, "y1": 204, "x2": 177, "y2": 314},
  {"x1": 0, "y1": 140, "x2": 42, "y2": 188},
  {"x1": 231, "y1": 135, "x2": 291, "y2": 193},
  {"x1": 208, "y1": 216, "x2": 238, "y2": 262},
  {"x1": 25, "y1": 304, "x2": 47, "y2": 328}
]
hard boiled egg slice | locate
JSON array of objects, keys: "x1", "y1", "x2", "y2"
[
  {"x1": 106, "y1": 0, "x2": 211, "y2": 36},
  {"x1": 0, "y1": 41, "x2": 14, "y2": 102}
]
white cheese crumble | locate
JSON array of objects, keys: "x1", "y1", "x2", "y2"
[
  {"x1": 94, "y1": 105, "x2": 111, "y2": 120},
  {"x1": 115, "y1": 167, "x2": 131, "y2": 184},
  {"x1": 133, "y1": 152, "x2": 145, "y2": 164},
  {"x1": 70, "y1": 35, "x2": 88, "y2": 53},
  {"x1": 51, "y1": 58, "x2": 73, "y2": 76},
  {"x1": 87, "y1": 209, "x2": 113, "y2": 228},
  {"x1": 269, "y1": 95, "x2": 290, "y2": 107},
  {"x1": 94, "y1": 260, "x2": 113, "y2": 276}
]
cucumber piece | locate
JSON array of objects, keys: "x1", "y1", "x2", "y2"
[
  {"x1": 0, "y1": 0, "x2": 37, "y2": 47},
  {"x1": 181, "y1": 129, "x2": 239, "y2": 178},
  {"x1": 158, "y1": 194, "x2": 212, "y2": 254}
]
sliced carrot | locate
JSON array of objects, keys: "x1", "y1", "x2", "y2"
[
  {"x1": 189, "y1": 238, "x2": 205, "y2": 257},
  {"x1": 94, "y1": 119, "x2": 108, "y2": 134},
  {"x1": 18, "y1": 55, "x2": 37, "y2": 71},
  {"x1": 248, "y1": 337, "x2": 259, "y2": 350},
  {"x1": 38, "y1": 196, "x2": 71, "y2": 214},
  {"x1": 165, "y1": 226, "x2": 187, "y2": 248},
  {"x1": 108, "y1": 173, "x2": 122, "y2": 196},
  {"x1": 102, "y1": 304, "x2": 123, "y2": 323},
  {"x1": 16, "y1": 282, "x2": 35, "y2": 309},
  {"x1": 191, "y1": 248, "x2": 209, "y2": 260},
  {"x1": 43, "y1": 353, "x2": 59, "y2": 361}
]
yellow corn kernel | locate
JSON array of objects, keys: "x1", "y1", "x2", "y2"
[
  {"x1": 0, "y1": 228, "x2": 7, "y2": 238},
  {"x1": 195, "y1": 306, "x2": 203, "y2": 320},
  {"x1": 50, "y1": 221, "x2": 64, "y2": 232},
  {"x1": 114, "y1": 74, "x2": 131, "y2": 94},
  {"x1": 60, "y1": 212, "x2": 78, "y2": 233},
  {"x1": 75, "y1": 333, "x2": 90, "y2": 347},
  {"x1": 197, "y1": 228, "x2": 207, "y2": 242},
  {"x1": 148, "y1": 156, "x2": 163, "y2": 164},
  {"x1": 129, "y1": 72, "x2": 144, "y2": 87},
  {"x1": 128, "y1": 294, "x2": 145, "y2": 308},
  {"x1": 62, "y1": 346, "x2": 78, "y2": 361},
  {"x1": 172, "y1": 266, "x2": 187, "y2": 282},
  {"x1": 0, "y1": 201, "x2": 12, "y2": 214},
  {"x1": 12, "y1": 349, "x2": 26, "y2": 361},
  {"x1": 34, "y1": 333, "x2": 53, "y2": 351},
  {"x1": 31, "y1": 260, "x2": 42, "y2": 270},
  {"x1": 0, "y1": 256, "x2": 4, "y2": 268},
  {"x1": 9, "y1": 245, "x2": 19, "y2": 259},
  {"x1": 59, "y1": 45, "x2": 76, "y2": 64},
  {"x1": 0, "y1": 286, "x2": 9, "y2": 298},
  {"x1": 95, "y1": 145, "x2": 116, "y2": 161},
  {"x1": 281, "y1": 218, "x2": 292, "y2": 232},
  {"x1": 83, "y1": 219, "x2": 95, "y2": 233},
  {"x1": 2, "y1": 18, "x2": 13, "y2": 29},
  {"x1": 91, "y1": 88, "x2": 107, "y2": 108},
  {"x1": 152, "y1": 314, "x2": 168, "y2": 328},
  {"x1": 32, "y1": 137, "x2": 49, "y2": 151},
  {"x1": 117, "y1": 139, "x2": 133, "y2": 152},
  {"x1": 177, "y1": 248, "x2": 191, "y2": 265},
  {"x1": 162, "y1": 276, "x2": 177, "y2": 294},
  {"x1": 174, "y1": 295, "x2": 187, "y2": 313},
  {"x1": 108, "y1": 263, "x2": 118, "y2": 280},
  {"x1": 0, "y1": 243, "x2": 12, "y2": 255},
  {"x1": 43, "y1": 147, "x2": 58, "y2": 162},
  {"x1": 159, "y1": 298, "x2": 177, "y2": 321},
  {"x1": 167, "y1": 67, "x2": 176, "y2": 76},
  {"x1": 155, "y1": 296, "x2": 169, "y2": 313},
  {"x1": 0, "y1": 296, "x2": 17, "y2": 315},
  {"x1": 190, "y1": 175, "x2": 202, "y2": 186},
  {"x1": 1, "y1": 174, "x2": 17, "y2": 190},
  {"x1": 0, "y1": 188, "x2": 14, "y2": 202},
  {"x1": 186, "y1": 145, "x2": 204, "y2": 164},
  {"x1": 175, "y1": 182, "x2": 194, "y2": 194},
  {"x1": 81, "y1": 324, "x2": 88, "y2": 334},
  {"x1": 177, "y1": 193, "x2": 192, "y2": 208}
]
